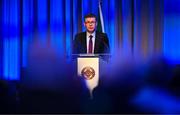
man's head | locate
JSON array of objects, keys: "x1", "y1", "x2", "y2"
[{"x1": 84, "y1": 13, "x2": 97, "y2": 34}]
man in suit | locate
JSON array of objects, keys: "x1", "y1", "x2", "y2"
[
  {"x1": 73, "y1": 13, "x2": 110, "y2": 54},
  {"x1": 72, "y1": 13, "x2": 110, "y2": 100}
]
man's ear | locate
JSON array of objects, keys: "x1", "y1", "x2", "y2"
[{"x1": 96, "y1": 22, "x2": 98, "y2": 26}]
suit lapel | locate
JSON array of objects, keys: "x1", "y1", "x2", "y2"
[
  {"x1": 82, "y1": 32, "x2": 87, "y2": 53},
  {"x1": 94, "y1": 31, "x2": 100, "y2": 53}
]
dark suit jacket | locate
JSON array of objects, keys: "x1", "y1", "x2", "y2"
[{"x1": 73, "y1": 31, "x2": 110, "y2": 54}]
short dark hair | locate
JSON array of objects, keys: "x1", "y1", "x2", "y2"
[{"x1": 84, "y1": 13, "x2": 97, "y2": 21}]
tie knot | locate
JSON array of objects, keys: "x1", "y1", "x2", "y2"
[{"x1": 89, "y1": 35, "x2": 93, "y2": 39}]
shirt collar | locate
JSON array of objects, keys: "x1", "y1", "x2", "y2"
[{"x1": 86, "y1": 31, "x2": 96, "y2": 38}]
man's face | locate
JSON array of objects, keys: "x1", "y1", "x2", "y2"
[{"x1": 84, "y1": 17, "x2": 97, "y2": 33}]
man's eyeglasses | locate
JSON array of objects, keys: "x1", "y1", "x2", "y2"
[{"x1": 85, "y1": 21, "x2": 96, "y2": 24}]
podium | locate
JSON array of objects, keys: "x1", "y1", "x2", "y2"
[{"x1": 72, "y1": 54, "x2": 110, "y2": 99}]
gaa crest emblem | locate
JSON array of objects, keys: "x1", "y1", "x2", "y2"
[{"x1": 81, "y1": 66, "x2": 95, "y2": 80}]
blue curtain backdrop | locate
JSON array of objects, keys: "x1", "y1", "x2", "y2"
[{"x1": 0, "y1": 0, "x2": 180, "y2": 80}]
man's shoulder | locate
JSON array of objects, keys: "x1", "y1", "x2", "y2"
[
  {"x1": 75, "y1": 32, "x2": 86, "y2": 37},
  {"x1": 96, "y1": 31, "x2": 108, "y2": 38}
]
